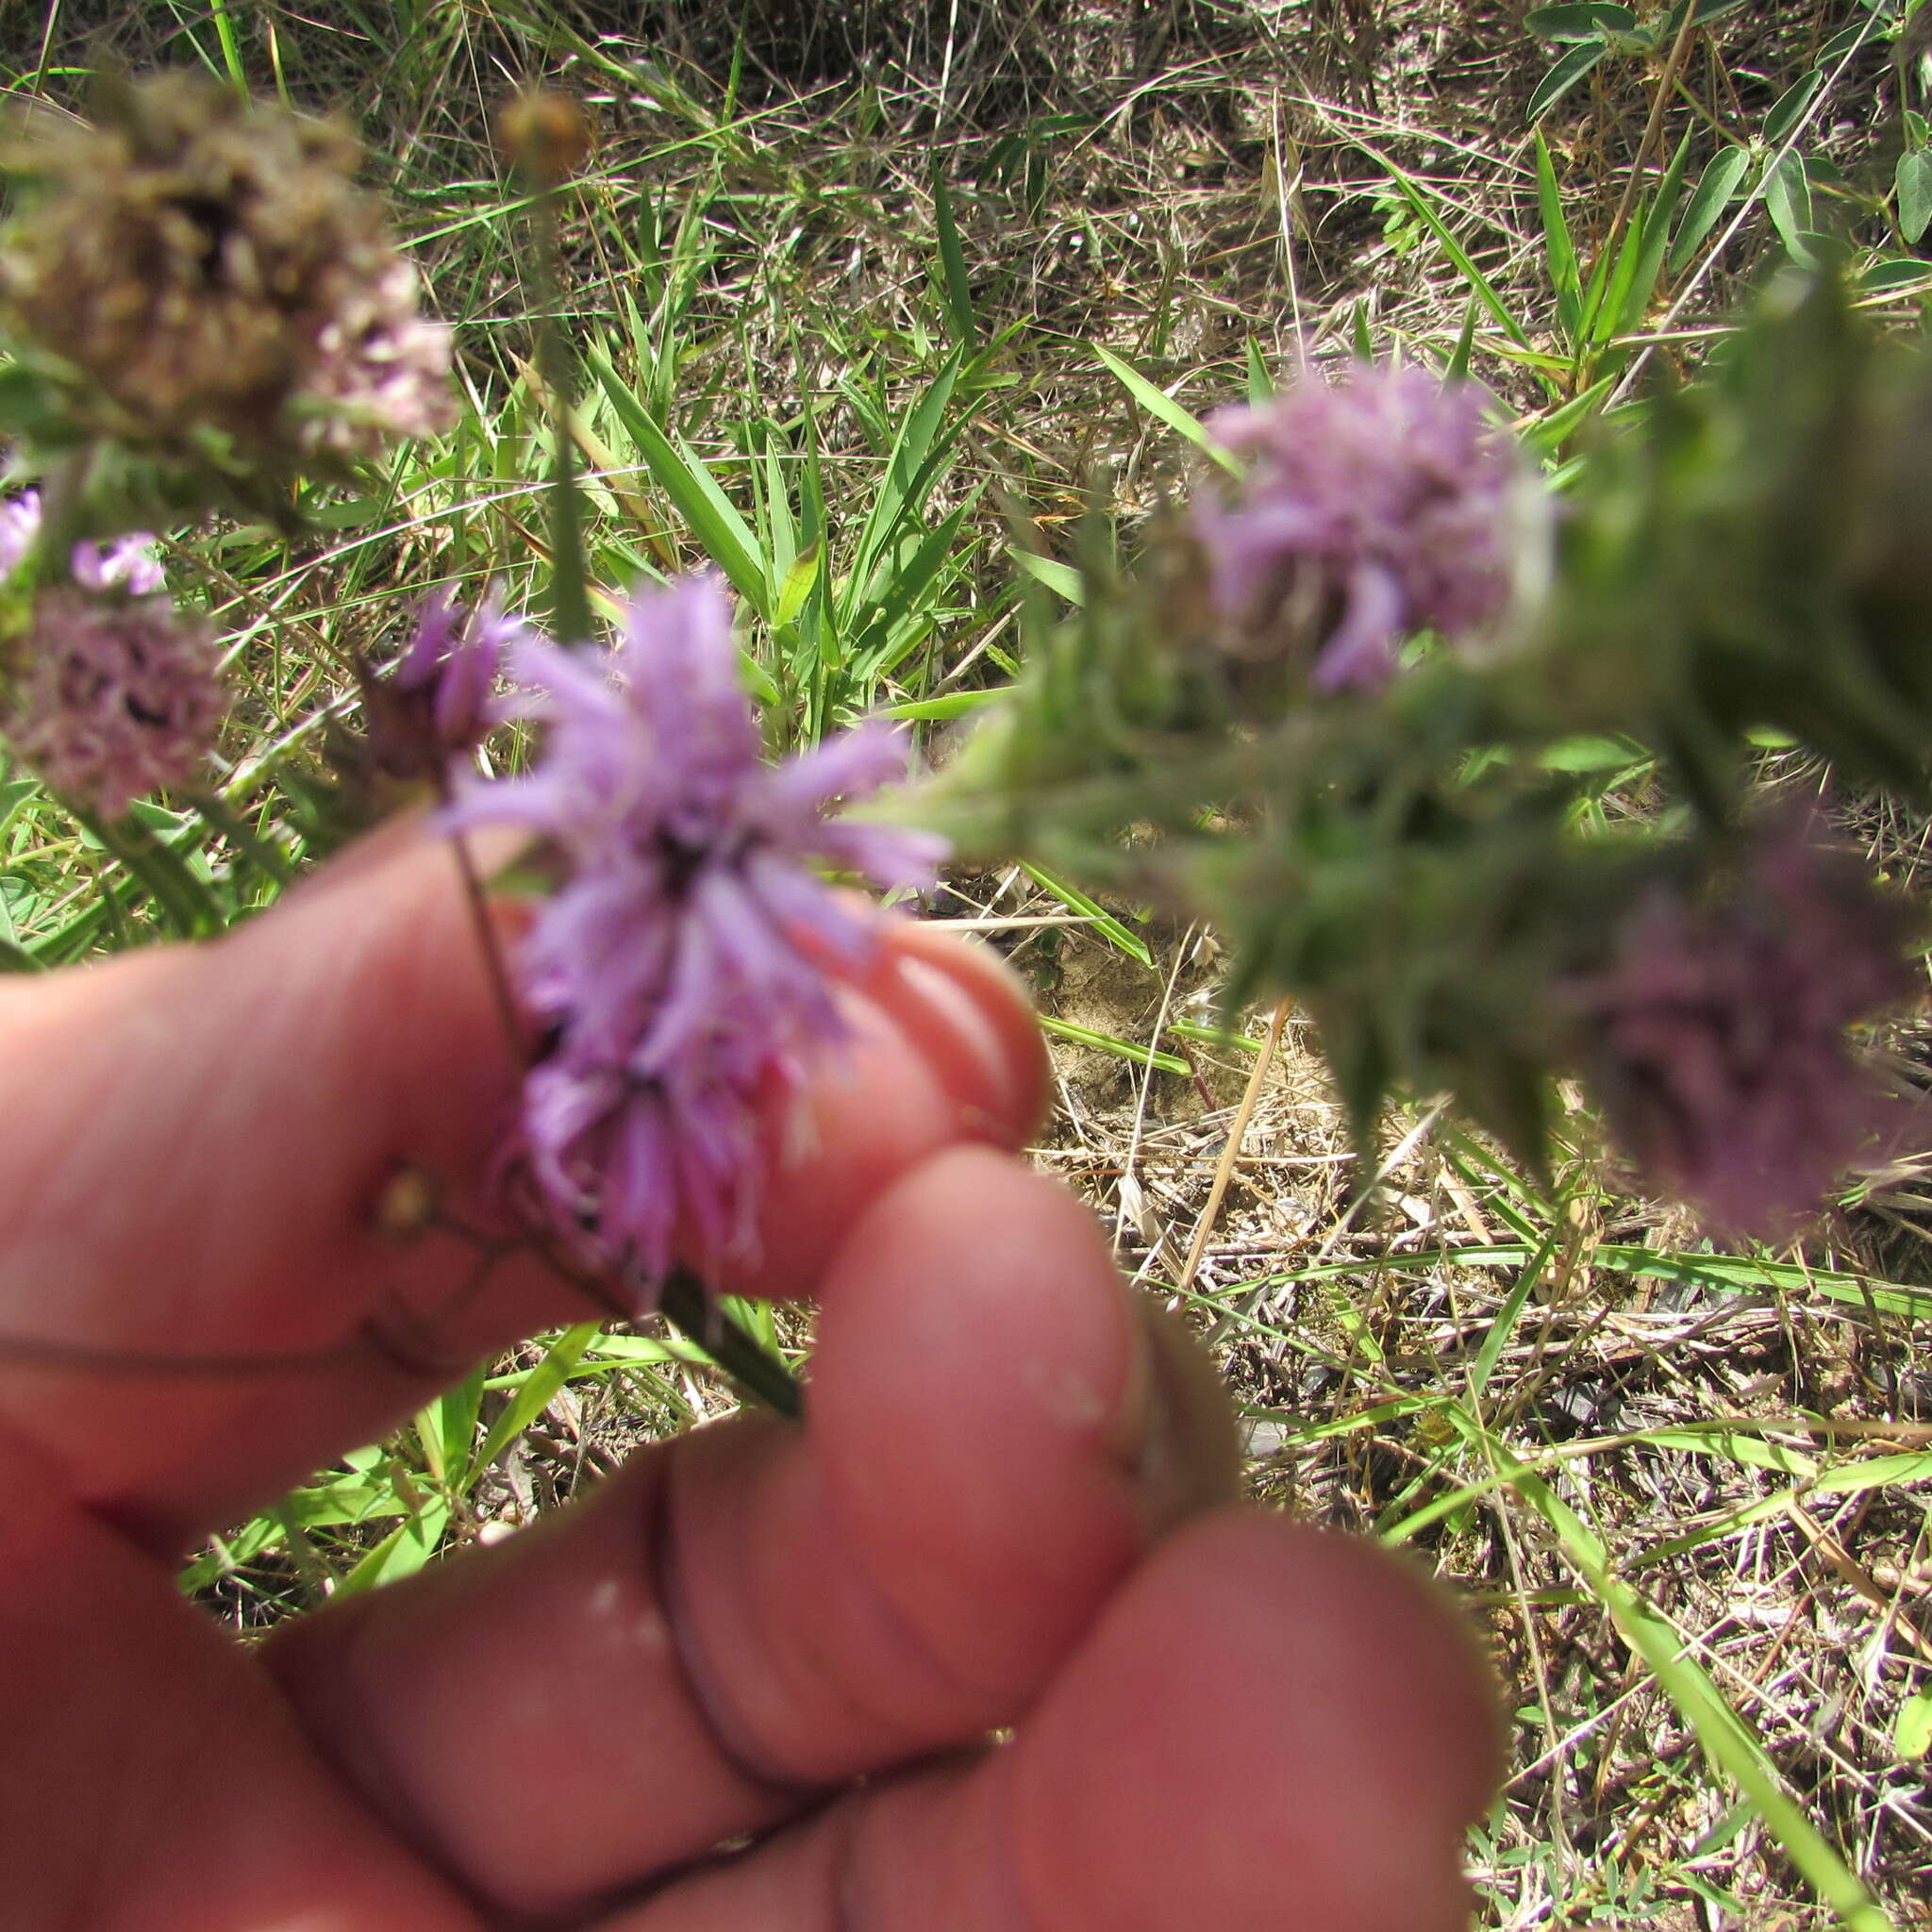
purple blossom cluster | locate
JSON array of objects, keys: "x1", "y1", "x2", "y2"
[
  {"x1": 1565, "y1": 818, "x2": 1916, "y2": 1236},
  {"x1": 1194, "y1": 359, "x2": 1524, "y2": 690},
  {"x1": 451, "y1": 574, "x2": 944, "y2": 1287},
  {"x1": 9, "y1": 590, "x2": 224, "y2": 819},
  {"x1": 302, "y1": 259, "x2": 457, "y2": 456},
  {"x1": 0, "y1": 490, "x2": 223, "y2": 818},
  {"x1": 368, "y1": 583, "x2": 525, "y2": 781}
]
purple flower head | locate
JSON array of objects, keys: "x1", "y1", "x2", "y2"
[
  {"x1": 450, "y1": 574, "x2": 947, "y2": 1288},
  {"x1": 0, "y1": 490, "x2": 42, "y2": 579},
  {"x1": 374, "y1": 584, "x2": 524, "y2": 776},
  {"x1": 303, "y1": 260, "x2": 458, "y2": 456},
  {"x1": 8, "y1": 588, "x2": 224, "y2": 818},
  {"x1": 0, "y1": 489, "x2": 167, "y2": 596},
  {"x1": 1564, "y1": 816, "x2": 1918, "y2": 1237},
  {"x1": 1194, "y1": 359, "x2": 1526, "y2": 691},
  {"x1": 70, "y1": 532, "x2": 166, "y2": 598}
]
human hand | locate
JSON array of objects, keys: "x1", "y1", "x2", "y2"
[{"x1": 0, "y1": 824, "x2": 1500, "y2": 1930}]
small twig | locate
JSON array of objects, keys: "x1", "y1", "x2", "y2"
[
  {"x1": 1585, "y1": 4, "x2": 1701, "y2": 332},
  {"x1": 1175, "y1": 998, "x2": 1290, "y2": 1296}
]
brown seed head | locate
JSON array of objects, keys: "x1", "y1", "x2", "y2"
[{"x1": 496, "y1": 91, "x2": 592, "y2": 188}]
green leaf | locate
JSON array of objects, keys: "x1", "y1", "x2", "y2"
[
  {"x1": 1763, "y1": 150, "x2": 1815, "y2": 261},
  {"x1": 841, "y1": 356, "x2": 977, "y2": 626},
  {"x1": 1528, "y1": 41, "x2": 1611, "y2": 123},
  {"x1": 1862, "y1": 255, "x2": 1932, "y2": 291},
  {"x1": 1897, "y1": 1689, "x2": 1932, "y2": 1761},
  {"x1": 1670, "y1": 144, "x2": 1753, "y2": 273},
  {"x1": 1608, "y1": 128, "x2": 1697, "y2": 339},
  {"x1": 1898, "y1": 149, "x2": 1932, "y2": 243},
  {"x1": 1524, "y1": 3, "x2": 1636, "y2": 41},
  {"x1": 0, "y1": 776, "x2": 41, "y2": 841},
  {"x1": 1764, "y1": 69, "x2": 1824, "y2": 147},
  {"x1": 1243, "y1": 336, "x2": 1274, "y2": 406},
  {"x1": 475, "y1": 1324, "x2": 600, "y2": 1472},
  {"x1": 878, "y1": 687, "x2": 1008, "y2": 722},
  {"x1": 339, "y1": 1499, "x2": 453, "y2": 1593},
  {"x1": 1538, "y1": 733, "x2": 1649, "y2": 772},
  {"x1": 90, "y1": 808, "x2": 225, "y2": 941},
  {"x1": 1016, "y1": 551, "x2": 1084, "y2": 604},
  {"x1": 1534, "y1": 129, "x2": 1581, "y2": 341},
  {"x1": 773, "y1": 539, "x2": 823, "y2": 627},
  {"x1": 931, "y1": 166, "x2": 977, "y2": 348},
  {"x1": 1350, "y1": 300, "x2": 1374, "y2": 358}
]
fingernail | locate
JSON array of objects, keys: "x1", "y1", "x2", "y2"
[{"x1": 1108, "y1": 1300, "x2": 1244, "y2": 1538}]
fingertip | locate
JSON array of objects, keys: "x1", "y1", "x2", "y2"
[
  {"x1": 867, "y1": 920, "x2": 1051, "y2": 1146},
  {"x1": 1010, "y1": 1509, "x2": 1503, "y2": 1930},
  {"x1": 736, "y1": 932, "x2": 1048, "y2": 1299}
]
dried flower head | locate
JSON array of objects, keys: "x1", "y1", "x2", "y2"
[
  {"x1": 450, "y1": 574, "x2": 944, "y2": 1289},
  {"x1": 6, "y1": 588, "x2": 224, "y2": 817},
  {"x1": 1565, "y1": 817, "x2": 1918, "y2": 1236},
  {"x1": 496, "y1": 90, "x2": 592, "y2": 187},
  {"x1": 0, "y1": 72, "x2": 454, "y2": 458},
  {"x1": 1194, "y1": 360, "x2": 1527, "y2": 690}
]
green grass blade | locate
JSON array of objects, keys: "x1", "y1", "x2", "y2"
[
  {"x1": 1091, "y1": 343, "x2": 1238, "y2": 466},
  {"x1": 1373, "y1": 154, "x2": 1536, "y2": 355},
  {"x1": 1018, "y1": 858, "x2": 1152, "y2": 965},
  {"x1": 338, "y1": 1497, "x2": 454, "y2": 1594},
  {"x1": 584, "y1": 343, "x2": 770, "y2": 617},
  {"x1": 931, "y1": 166, "x2": 977, "y2": 348},
  {"x1": 1472, "y1": 1424, "x2": 1897, "y2": 1932},
  {"x1": 1040, "y1": 1013, "x2": 1188, "y2": 1075},
  {"x1": 475, "y1": 1324, "x2": 600, "y2": 1473},
  {"x1": 1533, "y1": 128, "x2": 1581, "y2": 344}
]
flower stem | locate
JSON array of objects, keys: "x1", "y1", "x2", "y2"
[
  {"x1": 515, "y1": 153, "x2": 592, "y2": 646},
  {"x1": 658, "y1": 1267, "x2": 805, "y2": 1420}
]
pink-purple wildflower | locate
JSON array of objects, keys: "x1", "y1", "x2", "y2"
[
  {"x1": 0, "y1": 490, "x2": 222, "y2": 816},
  {"x1": 0, "y1": 491, "x2": 40, "y2": 578},
  {"x1": 451, "y1": 574, "x2": 945, "y2": 1288},
  {"x1": 0, "y1": 489, "x2": 166, "y2": 593},
  {"x1": 1194, "y1": 360, "x2": 1524, "y2": 690},
  {"x1": 1565, "y1": 818, "x2": 1917, "y2": 1236},
  {"x1": 302, "y1": 259, "x2": 458, "y2": 456},
  {"x1": 373, "y1": 584, "x2": 524, "y2": 778},
  {"x1": 8, "y1": 589, "x2": 224, "y2": 818}
]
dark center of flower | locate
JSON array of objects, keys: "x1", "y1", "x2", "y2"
[{"x1": 168, "y1": 192, "x2": 243, "y2": 284}]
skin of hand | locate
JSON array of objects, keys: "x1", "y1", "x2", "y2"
[{"x1": 0, "y1": 823, "x2": 1503, "y2": 1931}]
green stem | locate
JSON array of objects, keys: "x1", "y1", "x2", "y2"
[
  {"x1": 658, "y1": 1268, "x2": 805, "y2": 1420},
  {"x1": 522, "y1": 173, "x2": 593, "y2": 646}
]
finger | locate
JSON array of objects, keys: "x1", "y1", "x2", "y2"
[
  {"x1": 2, "y1": 1495, "x2": 483, "y2": 1932},
  {"x1": 263, "y1": 1149, "x2": 1241, "y2": 1923},
  {"x1": 0, "y1": 828, "x2": 1045, "y2": 1545},
  {"x1": 594, "y1": 1510, "x2": 1502, "y2": 1932}
]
